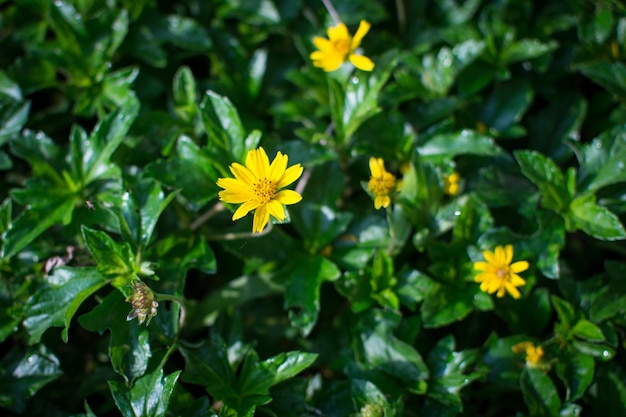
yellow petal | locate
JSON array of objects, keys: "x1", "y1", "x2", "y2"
[
  {"x1": 349, "y1": 54, "x2": 375, "y2": 71},
  {"x1": 504, "y1": 282, "x2": 522, "y2": 299},
  {"x1": 252, "y1": 204, "x2": 270, "y2": 233},
  {"x1": 504, "y1": 244, "x2": 514, "y2": 265},
  {"x1": 266, "y1": 199, "x2": 286, "y2": 221},
  {"x1": 313, "y1": 54, "x2": 343, "y2": 71},
  {"x1": 268, "y1": 151, "x2": 288, "y2": 183},
  {"x1": 218, "y1": 183, "x2": 254, "y2": 204},
  {"x1": 277, "y1": 164, "x2": 303, "y2": 188},
  {"x1": 482, "y1": 249, "x2": 496, "y2": 265},
  {"x1": 494, "y1": 245, "x2": 506, "y2": 264},
  {"x1": 229, "y1": 163, "x2": 256, "y2": 186},
  {"x1": 327, "y1": 22, "x2": 349, "y2": 42},
  {"x1": 496, "y1": 285, "x2": 507, "y2": 298},
  {"x1": 313, "y1": 36, "x2": 333, "y2": 52},
  {"x1": 374, "y1": 195, "x2": 390, "y2": 209},
  {"x1": 511, "y1": 260, "x2": 529, "y2": 273},
  {"x1": 275, "y1": 189, "x2": 302, "y2": 205},
  {"x1": 473, "y1": 261, "x2": 491, "y2": 272},
  {"x1": 509, "y1": 274, "x2": 526, "y2": 286},
  {"x1": 246, "y1": 147, "x2": 270, "y2": 179},
  {"x1": 474, "y1": 272, "x2": 491, "y2": 283},
  {"x1": 369, "y1": 157, "x2": 384, "y2": 178},
  {"x1": 351, "y1": 20, "x2": 371, "y2": 50},
  {"x1": 232, "y1": 200, "x2": 260, "y2": 221}
]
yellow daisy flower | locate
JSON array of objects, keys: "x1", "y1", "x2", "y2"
[
  {"x1": 310, "y1": 20, "x2": 375, "y2": 72},
  {"x1": 473, "y1": 244, "x2": 529, "y2": 299},
  {"x1": 368, "y1": 157, "x2": 396, "y2": 209},
  {"x1": 217, "y1": 147, "x2": 303, "y2": 233},
  {"x1": 512, "y1": 341, "x2": 544, "y2": 367},
  {"x1": 443, "y1": 172, "x2": 461, "y2": 196}
]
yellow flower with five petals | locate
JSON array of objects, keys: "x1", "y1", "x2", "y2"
[
  {"x1": 217, "y1": 147, "x2": 303, "y2": 233},
  {"x1": 310, "y1": 20, "x2": 375, "y2": 72},
  {"x1": 473, "y1": 244, "x2": 529, "y2": 299}
]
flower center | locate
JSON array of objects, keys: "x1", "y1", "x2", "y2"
[
  {"x1": 333, "y1": 38, "x2": 351, "y2": 56},
  {"x1": 253, "y1": 178, "x2": 278, "y2": 204},
  {"x1": 496, "y1": 267, "x2": 508, "y2": 279},
  {"x1": 368, "y1": 173, "x2": 396, "y2": 197}
]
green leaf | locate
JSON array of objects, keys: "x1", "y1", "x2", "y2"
[
  {"x1": 358, "y1": 310, "x2": 429, "y2": 390},
  {"x1": 283, "y1": 254, "x2": 340, "y2": 336},
  {"x1": 0, "y1": 100, "x2": 30, "y2": 146},
  {"x1": 78, "y1": 291, "x2": 151, "y2": 383},
  {"x1": 520, "y1": 368, "x2": 561, "y2": 417},
  {"x1": 478, "y1": 79, "x2": 534, "y2": 137},
  {"x1": 514, "y1": 150, "x2": 572, "y2": 212},
  {"x1": 83, "y1": 101, "x2": 140, "y2": 183},
  {"x1": 23, "y1": 267, "x2": 108, "y2": 343},
  {"x1": 82, "y1": 226, "x2": 136, "y2": 277},
  {"x1": 592, "y1": 366, "x2": 626, "y2": 417},
  {"x1": 290, "y1": 203, "x2": 353, "y2": 253},
  {"x1": 0, "y1": 344, "x2": 63, "y2": 412},
  {"x1": 0, "y1": 71, "x2": 23, "y2": 101},
  {"x1": 2, "y1": 191, "x2": 78, "y2": 258},
  {"x1": 579, "y1": 61, "x2": 626, "y2": 101},
  {"x1": 421, "y1": 280, "x2": 477, "y2": 328},
  {"x1": 555, "y1": 347, "x2": 595, "y2": 402},
  {"x1": 200, "y1": 90, "x2": 246, "y2": 160},
  {"x1": 571, "y1": 319, "x2": 605, "y2": 342},
  {"x1": 117, "y1": 179, "x2": 180, "y2": 249},
  {"x1": 551, "y1": 295, "x2": 578, "y2": 330},
  {"x1": 500, "y1": 39, "x2": 557, "y2": 65},
  {"x1": 144, "y1": 136, "x2": 220, "y2": 207},
  {"x1": 172, "y1": 66, "x2": 198, "y2": 122},
  {"x1": 109, "y1": 367, "x2": 180, "y2": 417},
  {"x1": 577, "y1": 126, "x2": 626, "y2": 192},
  {"x1": 418, "y1": 130, "x2": 503, "y2": 161},
  {"x1": 566, "y1": 194, "x2": 626, "y2": 240}
]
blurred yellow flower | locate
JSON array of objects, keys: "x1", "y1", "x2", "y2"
[
  {"x1": 217, "y1": 147, "x2": 303, "y2": 233},
  {"x1": 443, "y1": 172, "x2": 460, "y2": 196},
  {"x1": 368, "y1": 157, "x2": 396, "y2": 209},
  {"x1": 512, "y1": 342, "x2": 544, "y2": 367},
  {"x1": 474, "y1": 244, "x2": 528, "y2": 299},
  {"x1": 310, "y1": 20, "x2": 375, "y2": 72}
]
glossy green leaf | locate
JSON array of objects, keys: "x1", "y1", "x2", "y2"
[
  {"x1": 0, "y1": 344, "x2": 63, "y2": 412},
  {"x1": 82, "y1": 226, "x2": 136, "y2": 277},
  {"x1": 421, "y1": 280, "x2": 478, "y2": 328},
  {"x1": 0, "y1": 100, "x2": 30, "y2": 146},
  {"x1": 418, "y1": 130, "x2": 503, "y2": 160},
  {"x1": 200, "y1": 90, "x2": 246, "y2": 160},
  {"x1": 478, "y1": 79, "x2": 534, "y2": 136},
  {"x1": 520, "y1": 368, "x2": 561, "y2": 417},
  {"x1": 23, "y1": 267, "x2": 108, "y2": 343},
  {"x1": 283, "y1": 254, "x2": 340, "y2": 336},
  {"x1": 555, "y1": 347, "x2": 595, "y2": 402},
  {"x1": 79, "y1": 291, "x2": 151, "y2": 383},
  {"x1": 0, "y1": 71, "x2": 23, "y2": 101},
  {"x1": 172, "y1": 66, "x2": 197, "y2": 122},
  {"x1": 577, "y1": 126, "x2": 626, "y2": 192},
  {"x1": 358, "y1": 310, "x2": 429, "y2": 389},
  {"x1": 514, "y1": 150, "x2": 572, "y2": 212},
  {"x1": 109, "y1": 367, "x2": 180, "y2": 417},
  {"x1": 571, "y1": 319, "x2": 605, "y2": 342},
  {"x1": 500, "y1": 39, "x2": 557, "y2": 65},
  {"x1": 144, "y1": 136, "x2": 220, "y2": 207},
  {"x1": 566, "y1": 194, "x2": 626, "y2": 240},
  {"x1": 290, "y1": 203, "x2": 352, "y2": 253}
]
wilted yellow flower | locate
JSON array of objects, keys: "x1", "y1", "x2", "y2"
[
  {"x1": 217, "y1": 147, "x2": 303, "y2": 233},
  {"x1": 310, "y1": 20, "x2": 375, "y2": 72},
  {"x1": 443, "y1": 172, "x2": 460, "y2": 196},
  {"x1": 512, "y1": 342, "x2": 544, "y2": 367},
  {"x1": 126, "y1": 280, "x2": 158, "y2": 325},
  {"x1": 473, "y1": 244, "x2": 529, "y2": 299},
  {"x1": 368, "y1": 157, "x2": 396, "y2": 209}
]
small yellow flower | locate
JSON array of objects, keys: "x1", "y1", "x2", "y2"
[
  {"x1": 217, "y1": 147, "x2": 303, "y2": 233},
  {"x1": 473, "y1": 244, "x2": 529, "y2": 299},
  {"x1": 368, "y1": 157, "x2": 396, "y2": 209},
  {"x1": 512, "y1": 342, "x2": 544, "y2": 367},
  {"x1": 443, "y1": 172, "x2": 461, "y2": 196},
  {"x1": 310, "y1": 20, "x2": 375, "y2": 72}
]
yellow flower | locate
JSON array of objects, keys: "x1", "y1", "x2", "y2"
[
  {"x1": 217, "y1": 147, "x2": 303, "y2": 233},
  {"x1": 512, "y1": 342, "x2": 544, "y2": 367},
  {"x1": 443, "y1": 172, "x2": 460, "y2": 196},
  {"x1": 368, "y1": 157, "x2": 396, "y2": 209},
  {"x1": 473, "y1": 244, "x2": 529, "y2": 299},
  {"x1": 310, "y1": 20, "x2": 375, "y2": 72},
  {"x1": 126, "y1": 280, "x2": 158, "y2": 325}
]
